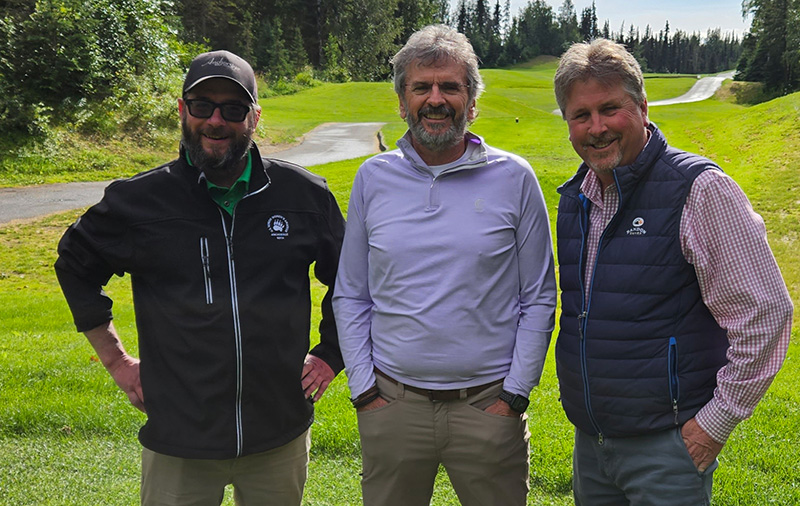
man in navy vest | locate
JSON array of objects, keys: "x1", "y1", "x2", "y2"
[{"x1": 553, "y1": 38, "x2": 792, "y2": 504}]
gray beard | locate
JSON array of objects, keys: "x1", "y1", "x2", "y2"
[
  {"x1": 582, "y1": 136, "x2": 624, "y2": 174},
  {"x1": 406, "y1": 105, "x2": 468, "y2": 152}
]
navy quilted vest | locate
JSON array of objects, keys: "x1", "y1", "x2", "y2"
[{"x1": 555, "y1": 125, "x2": 729, "y2": 438}]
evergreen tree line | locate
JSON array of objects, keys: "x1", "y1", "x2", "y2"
[
  {"x1": 737, "y1": 0, "x2": 800, "y2": 93},
  {"x1": 0, "y1": 0, "x2": 794, "y2": 136},
  {"x1": 459, "y1": 1, "x2": 742, "y2": 74},
  {"x1": 174, "y1": 0, "x2": 744, "y2": 79},
  {"x1": 175, "y1": 0, "x2": 450, "y2": 82}
]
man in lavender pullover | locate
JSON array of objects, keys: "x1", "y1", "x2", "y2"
[{"x1": 332, "y1": 25, "x2": 557, "y2": 506}]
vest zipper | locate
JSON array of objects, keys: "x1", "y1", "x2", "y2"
[
  {"x1": 577, "y1": 194, "x2": 605, "y2": 444},
  {"x1": 577, "y1": 175, "x2": 625, "y2": 443}
]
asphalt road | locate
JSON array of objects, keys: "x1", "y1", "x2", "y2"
[
  {"x1": 551, "y1": 71, "x2": 735, "y2": 114},
  {"x1": 0, "y1": 122, "x2": 385, "y2": 224},
  {"x1": 648, "y1": 71, "x2": 736, "y2": 106},
  {"x1": 0, "y1": 71, "x2": 736, "y2": 226}
]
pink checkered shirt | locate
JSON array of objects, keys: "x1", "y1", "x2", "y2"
[{"x1": 581, "y1": 168, "x2": 792, "y2": 443}]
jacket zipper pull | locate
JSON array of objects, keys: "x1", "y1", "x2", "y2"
[{"x1": 673, "y1": 399, "x2": 679, "y2": 425}]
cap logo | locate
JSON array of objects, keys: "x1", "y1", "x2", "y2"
[{"x1": 203, "y1": 57, "x2": 241, "y2": 73}]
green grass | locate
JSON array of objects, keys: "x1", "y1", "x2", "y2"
[{"x1": 1, "y1": 62, "x2": 798, "y2": 504}]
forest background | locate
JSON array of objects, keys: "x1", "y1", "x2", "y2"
[{"x1": 0, "y1": 0, "x2": 796, "y2": 155}]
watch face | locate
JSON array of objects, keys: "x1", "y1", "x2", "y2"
[
  {"x1": 501, "y1": 390, "x2": 529, "y2": 412},
  {"x1": 511, "y1": 397, "x2": 529, "y2": 412}
]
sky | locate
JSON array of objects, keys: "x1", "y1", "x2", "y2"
[{"x1": 452, "y1": 0, "x2": 752, "y2": 38}]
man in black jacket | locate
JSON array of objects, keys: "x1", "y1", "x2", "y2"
[{"x1": 55, "y1": 50, "x2": 345, "y2": 505}]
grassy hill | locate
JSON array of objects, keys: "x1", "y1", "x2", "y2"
[{"x1": 1, "y1": 62, "x2": 797, "y2": 504}]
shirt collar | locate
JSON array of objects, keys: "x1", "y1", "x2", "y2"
[
  {"x1": 397, "y1": 130, "x2": 488, "y2": 175},
  {"x1": 187, "y1": 151, "x2": 253, "y2": 193}
]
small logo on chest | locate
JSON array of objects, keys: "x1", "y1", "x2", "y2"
[
  {"x1": 626, "y1": 217, "x2": 647, "y2": 236},
  {"x1": 267, "y1": 215, "x2": 289, "y2": 239}
]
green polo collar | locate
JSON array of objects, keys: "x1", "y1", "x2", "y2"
[{"x1": 187, "y1": 151, "x2": 253, "y2": 215}]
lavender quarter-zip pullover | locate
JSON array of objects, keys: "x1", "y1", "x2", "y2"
[{"x1": 333, "y1": 132, "x2": 557, "y2": 399}]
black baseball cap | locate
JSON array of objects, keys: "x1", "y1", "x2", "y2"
[{"x1": 183, "y1": 50, "x2": 258, "y2": 104}]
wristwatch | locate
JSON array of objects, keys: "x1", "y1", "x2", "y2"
[{"x1": 499, "y1": 390, "x2": 529, "y2": 413}]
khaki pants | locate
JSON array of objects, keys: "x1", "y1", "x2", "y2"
[
  {"x1": 140, "y1": 429, "x2": 310, "y2": 506},
  {"x1": 357, "y1": 374, "x2": 530, "y2": 506}
]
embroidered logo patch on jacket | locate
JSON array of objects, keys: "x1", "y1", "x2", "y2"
[{"x1": 267, "y1": 215, "x2": 289, "y2": 239}]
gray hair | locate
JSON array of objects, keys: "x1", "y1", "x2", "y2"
[
  {"x1": 554, "y1": 39, "x2": 646, "y2": 118},
  {"x1": 391, "y1": 24, "x2": 485, "y2": 105}
]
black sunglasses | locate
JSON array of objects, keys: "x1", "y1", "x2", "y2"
[{"x1": 183, "y1": 99, "x2": 251, "y2": 122}]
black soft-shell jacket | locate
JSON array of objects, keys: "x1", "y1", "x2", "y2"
[{"x1": 55, "y1": 145, "x2": 345, "y2": 459}]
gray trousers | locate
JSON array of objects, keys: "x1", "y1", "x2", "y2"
[
  {"x1": 573, "y1": 427, "x2": 717, "y2": 506},
  {"x1": 357, "y1": 373, "x2": 530, "y2": 506}
]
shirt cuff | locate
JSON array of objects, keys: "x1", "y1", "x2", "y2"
[
  {"x1": 346, "y1": 362, "x2": 377, "y2": 399},
  {"x1": 503, "y1": 328, "x2": 551, "y2": 398},
  {"x1": 693, "y1": 397, "x2": 743, "y2": 444}
]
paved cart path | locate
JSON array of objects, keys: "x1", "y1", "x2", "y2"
[
  {"x1": 552, "y1": 71, "x2": 735, "y2": 114},
  {"x1": 0, "y1": 122, "x2": 384, "y2": 224},
  {"x1": 648, "y1": 71, "x2": 736, "y2": 106},
  {"x1": 1, "y1": 70, "x2": 738, "y2": 225}
]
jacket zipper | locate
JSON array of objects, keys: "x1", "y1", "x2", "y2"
[
  {"x1": 216, "y1": 176, "x2": 271, "y2": 457},
  {"x1": 219, "y1": 211, "x2": 245, "y2": 457},
  {"x1": 200, "y1": 237, "x2": 213, "y2": 304},
  {"x1": 668, "y1": 336, "x2": 680, "y2": 425}
]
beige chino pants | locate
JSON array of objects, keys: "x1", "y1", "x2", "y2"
[
  {"x1": 140, "y1": 429, "x2": 310, "y2": 506},
  {"x1": 357, "y1": 373, "x2": 530, "y2": 506}
]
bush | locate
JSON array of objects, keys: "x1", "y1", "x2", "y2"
[
  {"x1": 294, "y1": 67, "x2": 321, "y2": 87},
  {"x1": 0, "y1": 0, "x2": 184, "y2": 137},
  {"x1": 69, "y1": 71, "x2": 184, "y2": 140},
  {"x1": 729, "y1": 81, "x2": 780, "y2": 105},
  {"x1": 259, "y1": 71, "x2": 322, "y2": 99}
]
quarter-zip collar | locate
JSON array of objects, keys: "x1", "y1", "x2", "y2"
[{"x1": 397, "y1": 130, "x2": 489, "y2": 177}]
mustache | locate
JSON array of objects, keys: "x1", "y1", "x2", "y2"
[
  {"x1": 418, "y1": 104, "x2": 454, "y2": 118},
  {"x1": 584, "y1": 133, "x2": 618, "y2": 145},
  {"x1": 201, "y1": 126, "x2": 229, "y2": 138}
]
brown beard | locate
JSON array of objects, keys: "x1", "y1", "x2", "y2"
[{"x1": 181, "y1": 115, "x2": 255, "y2": 176}]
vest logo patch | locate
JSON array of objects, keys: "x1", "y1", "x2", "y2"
[
  {"x1": 267, "y1": 215, "x2": 289, "y2": 239},
  {"x1": 627, "y1": 216, "x2": 647, "y2": 236}
]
